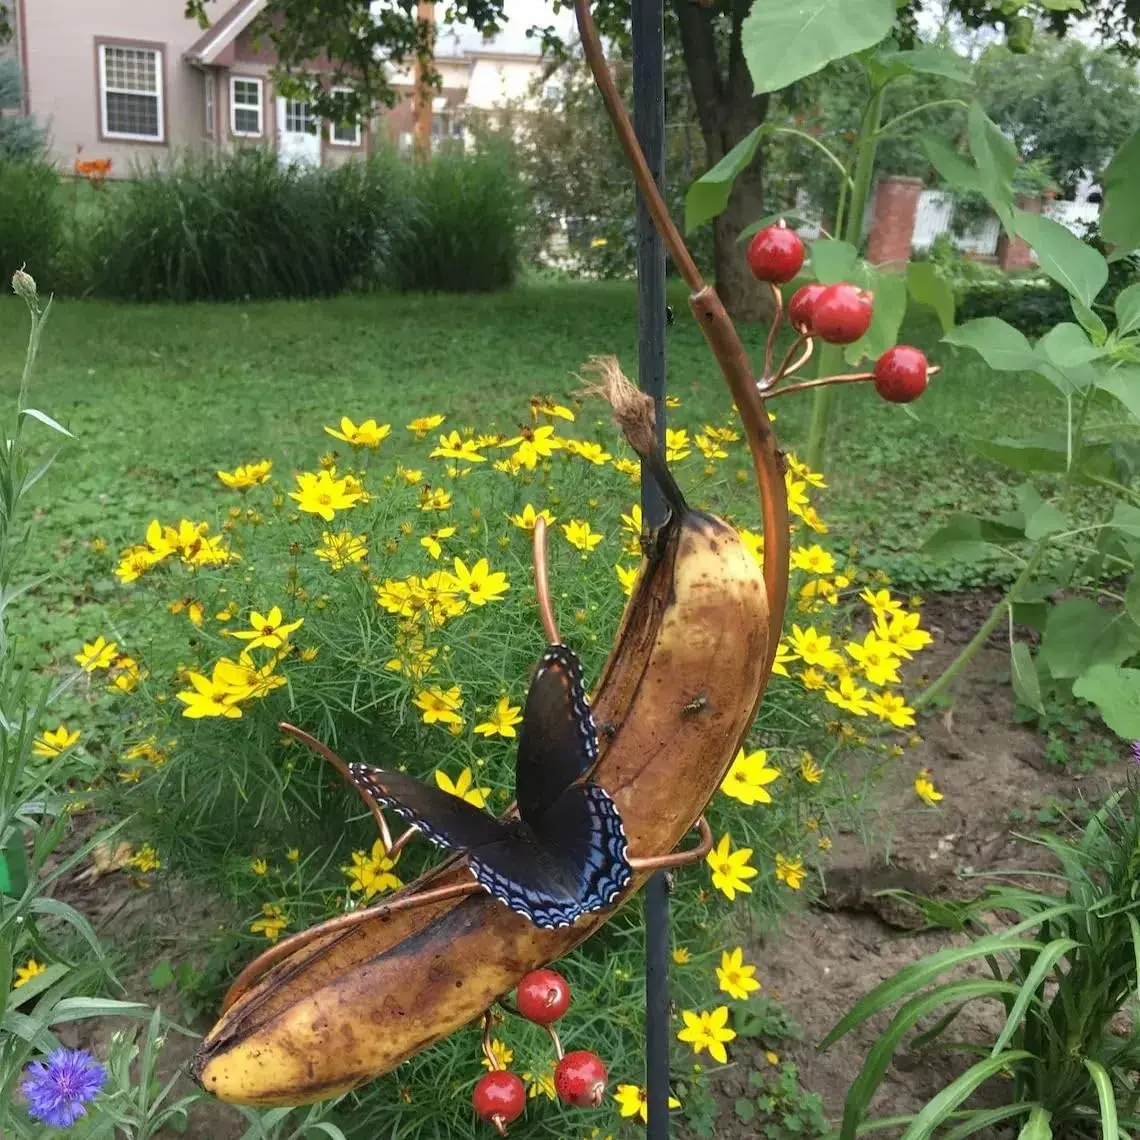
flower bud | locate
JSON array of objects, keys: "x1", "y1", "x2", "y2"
[{"x1": 11, "y1": 267, "x2": 37, "y2": 304}]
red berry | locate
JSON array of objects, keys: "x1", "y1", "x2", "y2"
[
  {"x1": 473, "y1": 1071, "x2": 526, "y2": 1131},
  {"x1": 516, "y1": 969, "x2": 571, "y2": 1024},
  {"x1": 747, "y1": 222, "x2": 804, "y2": 284},
  {"x1": 874, "y1": 345, "x2": 929, "y2": 403},
  {"x1": 787, "y1": 283, "x2": 826, "y2": 333},
  {"x1": 554, "y1": 1050, "x2": 608, "y2": 1108},
  {"x1": 811, "y1": 283, "x2": 874, "y2": 344}
]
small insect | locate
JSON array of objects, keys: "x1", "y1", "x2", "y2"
[{"x1": 681, "y1": 694, "x2": 708, "y2": 717}]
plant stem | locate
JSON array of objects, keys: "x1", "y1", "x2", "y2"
[
  {"x1": 875, "y1": 98, "x2": 969, "y2": 140},
  {"x1": 805, "y1": 85, "x2": 885, "y2": 472}
]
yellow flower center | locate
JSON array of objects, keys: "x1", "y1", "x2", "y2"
[{"x1": 318, "y1": 493, "x2": 332, "y2": 505}]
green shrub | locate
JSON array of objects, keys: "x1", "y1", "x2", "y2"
[{"x1": 0, "y1": 159, "x2": 65, "y2": 287}]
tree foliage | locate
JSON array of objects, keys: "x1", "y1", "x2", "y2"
[{"x1": 0, "y1": 60, "x2": 44, "y2": 161}]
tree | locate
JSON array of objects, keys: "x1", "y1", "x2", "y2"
[{"x1": 0, "y1": 60, "x2": 43, "y2": 161}]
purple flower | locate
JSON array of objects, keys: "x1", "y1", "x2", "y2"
[
  {"x1": 1132, "y1": 741, "x2": 1140, "y2": 765},
  {"x1": 21, "y1": 1048, "x2": 105, "y2": 1128}
]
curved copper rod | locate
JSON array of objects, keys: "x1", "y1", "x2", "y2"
[
  {"x1": 779, "y1": 336, "x2": 815, "y2": 382},
  {"x1": 765, "y1": 332, "x2": 810, "y2": 389},
  {"x1": 628, "y1": 813, "x2": 712, "y2": 870},
  {"x1": 481, "y1": 1010, "x2": 500, "y2": 1069},
  {"x1": 765, "y1": 364, "x2": 942, "y2": 400},
  {"x1": 533, "y1": 516, "x2": 560, "y2": 644},
  {"x1": 761, "y1": 282, "x2": 785, "y2": 381}
]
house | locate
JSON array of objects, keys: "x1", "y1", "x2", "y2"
[{"x1": 7, "y1": 0, "x2": 557, "y2": 177}]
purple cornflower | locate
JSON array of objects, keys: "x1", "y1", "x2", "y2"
[
  {"x1": 1132, "y1": 741, "x2": 1140, "y2": 765},
  {"x1": 21, "y1": 1048, "x2": 106, "y2": 1128}
]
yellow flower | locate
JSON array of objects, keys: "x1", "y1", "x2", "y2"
[
  {"x1": 562, "y1": 519, "x2": 603, "y2": 553},
  {"x1": 737, "y1": 529, "x2": 763, "y2": 569},
  {"x1": 32, "y1": 725, "x2": 81, "y2": 758},
  {"x1": 825, "y1": 675, "x2": 872, "y2": 717},
  {"x1": 342, "y1": 840, "x2": 402, "y2": 898},
  {"x1": 716, "y1": 947, "x2": 761, "y2": 1001},
  {"x1": 564, "y1": 439, "x2": 612, "y2": 465},
  {"x1": 616, "y1": 563, "x2": 639, "y2": 596},
  {"x1": 665, "y1": 395, "x2": 681, "y2": 409},
  {"x1": 396, "y1": 464, "x2": 424, "y2": 484},
  {"x1": 385, "y1": 640, "x2": 439, "y2": 682},
  {"x1": 251, "y1": 858, "x2": 268, "y2": 876},
  {"x1": 285, "y1": 848, "x2": 300, "y2": 863},
  {"x1": 509, "y1": 503, "x2": 556, "y2": 531},
  {"x1": 420, "y1": 526, "x2": 457, "y2": 560},
  {"x1": 530, "y1": 397, "x2": 575, "y2": 423},
  {"x1": 775, "y1": 853, "x2": 805, "y2": 890},
  {"x1": 407, "y1": 414, "x2": 445, "y2": 439},
  {"x1": 790, "y1": 544, "x2": 836, "y2": 576},
  {"x1": 481, "y1": 1038, "x2": 514, "y2": 1071},
  {"x1": 800, "y1": 667, "x2": 827, "y2": 691},
  {"x1": 861, "y1": 587, "x2": 904, "y2": 618},
  {"x1": 845, "y1": 633, "x2": 903, "y2": 687},
  {"x1": 250, "y1": 902, "x2": 288, "y2": 943},
  {"x1": 289, "y1": 470, "x2": 362, "y2": 521},
  {"x1": 168, "y1": 597, "x2": 205, "y2": 627},
  {"x1": 765, "y1": 1049, "x2": 781, "y2": 1065},
  {"x1": 705, "y1": 423, "x2": 739, "y2": 444},
  {"x1": 175, "y1": 661, "x2": 254, "y2": 719},
  {"x1": 452, "y1": 557, "x2": 509, "y2": 606},
  {"x1": 614, "y1": 1084, "x2": 681, "y2": 1124},
  {"x1": 720, "y1": 749, "x2": 780, "y2": 806},
  {"x1": 91, "y1": 537, "x2": 107, "y2": 554},
  {"x1": 413, "y1": 685, "x2": 464, "y2": 727},
  {"x1": 672, "y1": 947, "x2": 691, "y2": 965},
  {"x1": 523, "y1": 1065, "x2": 557, "y2": 1100},
  {"x1": 130, "y1": 844, "x2": 161, "y2": 873},
  {"x1": 612, "y1": 457, "x2": 641, "y2": 482},
  {"x1": 706, "y1": 834, "x2": 758, "y2": 901},
  {"x1": 868, "y1": 689, "x2": 916, "y2": 728},
  {"x1": 474, "y1": 696, "x2": 523, "y2": 739},
  {"x1": 430, "y1": 430, "x2": 486, "y2": 464},
  {"x1": 419, "y1": 486, "x2": 453, "y2": 512},
  {"x1": 217, "y1": 460, "x2": 273, "y2": 490},
  {"x1": 874, "y1": 610, "x2": 933, "y2": 658},
  {"x1": 315, "y1": 530, "x2": 368, "y2": 570},
  {"x1": 789, "y1": 625, "x2": 844, "y2": 671},
  {"x1": 620, "y1": 503, "x2": 643, "y2": 552},
  {"x1": 914, "y1": 769, "x2": 943, "y2": 806},
  {"x1": 228, "y1": 606, "x2": 304, "y2": 651},
  {"x1": 665, "y1": 428, "x2": 691, "y2": 462},
  {"x1": 786, "y1": 453, "x2": 826, "y2": 488},
  {"x1": 819, "y1": 836, "x2": 833, "y2": 851},
  {"x1": 324, "y1": 417, "x2": 391, "y2": 448},
  {"x1": 434, "y1": 766, "x2": 491, "y2": 808},
  {"x1": 75, "y1": 636, "x2": 118, "y2": 672},
  {"x1": 216, "y1": 600, "x2": 239, "y2": 622},
  {"x1": 771, "y1": 639, "x2": 796, "y2": 676},
  {"x1": 13, "y1": 959, "x2": 47, "y2": 989},
  {"x1": 694, "y1": 433, "x2": 728, "y2": 461},
  {"x1": 108, "y1": 656, "x2": 146, "y2": 693},
  {"x1": 499, "y1": 425, "x2": 562, "y2": 468},
  {"x1": 677, "y1": 1006, "x2": 735, "y2": 1065},
  {"x1": 799, "y1": 753, "x2": 824, "y2": 784}
]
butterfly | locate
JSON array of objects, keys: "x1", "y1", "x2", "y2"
[{"x1": 348, "y1": 644, "x2": 633, "y2": 930}]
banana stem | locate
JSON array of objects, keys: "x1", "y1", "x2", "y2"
[{"x1": 533, "y1": 517, "x2": 560, "y2": 644}]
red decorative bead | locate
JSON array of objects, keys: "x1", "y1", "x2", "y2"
[
  {"x1": 747, "y1": 222, "x2": 805, "y2": 284},
  {"x1": 874, "y1": 345, "x2": 929, "y2": 403},
  {"x1": 473, "y1": 1070, "x2": 526, "y2": 1133},
  {"x1": 516, "y1": 969, "x2": 571, "y2": 1024},
  {"x1": 787, "y1": 283, "x2": 826, "y2": 333},
  {"x1": 554, "y1": 1050, "x2": 608, "y2": 1108},
  {"x1": 811, "y1": 283, "x2": 874, "y2": 344}
]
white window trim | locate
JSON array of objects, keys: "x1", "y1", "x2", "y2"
[
  {"x1": 328, "y1": 87, "x2": 361, "y2": 147},
  {"x1": 98, "y1": 43, "x2": 165, "y2": 143},
  {"x1": 204, "y1": 72, "x2": 215, "y2": 136},
  {"x1": 229, "y1": 75, "x2": 264, "y2": 138}
]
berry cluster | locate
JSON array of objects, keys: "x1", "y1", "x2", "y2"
[
  {"x1": 473, "y1": 969, "x2": 607, "y2": 1135},
  {"x1": 746, "y1": 220, "x2": 931, "y2": 403}
]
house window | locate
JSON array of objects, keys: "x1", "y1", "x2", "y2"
[
  {"x1": 230, "y1": 77, "x2": 262, "y2": 137},
  {"x1": 98, "y1": 43, "x2": 163, "y2": 141},
  {"x1": 284, "y1": 98, "x2": 314, "y2": 134},
  {"x1": 543, "y1": 83, "x2": 562, "y2": 104},
  {"x1": 329, "y1": 87, "x2": 361, "y2": 146},
  {"x1": 204, "y1": 72, "x2": 215, "y2": 136}
]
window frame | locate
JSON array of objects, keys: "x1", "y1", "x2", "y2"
[
  {"x1": 97, "y1": 41, "x2": 165, "y2": 143},
  {"x1": 229, "y1": 75, "x2": 264, "y2": 139},
  {"x1": 328, "y1": 87, "x2": 362, "y2": 148},
  {"x1": 203, "y1": 71, "x2": 215, "y2": 137}
]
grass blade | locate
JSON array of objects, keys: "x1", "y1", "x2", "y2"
[
  {"x1": 941, "y1": 1104, "x2": 1035, "y2": 1140},
  {"x1": 991, "y1": 938, "x2": 1078, "y2": 1056},
  {"x1": 900, "y1": 1052, "x2": 1033, "y2": 1140},
  {"x1": 1085, "y1": 1059, "x2": 1119, "y2": 1140},
  {"x1": 1018, "y1": 1106, "x2": 1053, "y2": 1140}
]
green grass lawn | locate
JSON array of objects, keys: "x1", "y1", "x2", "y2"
[{"x1": 0, "y1": 278, "x2": 1061, "y2": 667}]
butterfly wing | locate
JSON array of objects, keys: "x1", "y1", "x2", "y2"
[{"x1": 514, "y1": 644, "x2": 599, "y2": 825}]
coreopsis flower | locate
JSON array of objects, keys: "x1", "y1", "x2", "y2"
[
  {"x1": 695, "y1": 434, "x2": 727, "y2": 461},
  {"x1": 315, "y1": 530, "x2": 368, "y2": 570},
  {"x1": 789, "y1": 625, "x2": 843, "y2": 671},
  {"x1": 786, "y1": 453, "x2": 826, "y2": 488},
  {"x1": 342, "y1": 840, "x2": 401, "y2": 898},
  {"x1": 774, "y1": 853, "x2": 806, "y2": 890},
  {"x1": 790, "y1": 544, "x2": 836, "y2": 575},
  {"x1": 914, "y1": 769, "x2": 943, "y2": 806},
  {"x1": 324, "y1": 417, "x2": 390, "y2": 448},
  {"x1": 413, "y1": 685, "x2": 464, "y2": 727},
  {"x1": 430, "y1": 431, "x2": 486, "y2": 464},
  {"x1": 396, "y1": 465, "x2": 424, "y2": 484},
  {"x1": 799, "y1": 753, "x2": 824, "y2": 784},
  {"x1": 704, "y1": 423, "x2": 739, "y2": 444},
  {"x1": 420, "y1": 526, "x2": 457, "y2": 560},
  {"x1": 175, "y1": 661, "x2": 252, "y2": 719},
  {"x1": 861, "y1": 587, "x2": 904, "y2": 618},
  {"x1": 564, "y1": 439, "x2": 611, "y2": 465},
  {"x1": 614, "y1": 1083, "x2": 681, "y2": 1123},
  {"x1": 706, "y1": 834, "x2": 758, "y2": 901},
  {"x1": 168, "y1": 597, "x2": 205, "y2": 627},
  {"x1": 407, "y1": 414, "x2": 445, "y2": 439},
  {"x1": 612, "y1": 457, "x2": 641, "y2": 482},
  {"x1": 20, "y1": 1048, "x2": 106, "y2": 1128},
  {"x1": 498, "y1": 425, "x2": 561, "y2": 468},
  {"x1": 481, "y1": 1039, "x2": 514, "y2": 1071},
  {"x1": 619, "y1": 504, "x2": 643, "y2": 557},
  {"x1": 228, "y1": 607, "x2": 303, "y2": 651},
  {"x1": 530, "y1": 397, "x2": 575, "y2": 422},
  {"x1": 250, "y1": 902, "x2": 288, "y2": 942},
  {"x1": 419, "y1": 487, "x2": 453, "y2": 512},
  {"x1": 562, "y1": 519, "x2": 603, "y2": 553},
  {"x1": 677, "y1": 1007, "x2": 735, "y2": 1064},
  {"x1": 664, "y1": 429, "x2": 690, "y2": 462},
  {"x1": 672, "y1": 947, "x2": 691, "y2": 965},
  {"x1": 826, "y1": 675, "x2": 873, "y2": 716},
  {"x1": 289, "y1": 471, "x2": 362, "y2": 521},
  {"x1": 474, "y1": 696, "x2": 523, "y2": 738},
  {"x1": 771, "y1": 640, "x2": 796, "y2": 676},
  {"x1": 739, "y1": 528, "x2": 764, "y2": 567},
  {"x1": 216, "y1": 460, "x2": 272, "y2": 490},
  {"x1": 451, "y1": 557, "x2": 509, "y2": 605},
  {"x1": 13, "y1": 958, "x2": 47, "y2": 988},
  {"x1": 75, "y1": 636, "x2": 117, "y2": 672},
  {"x1": 108, "y1": 656, "x2": 146, "y2": 693},
  {"x1": 800, "y1": 667, "x2": 827, "y2": 691},
  {"x1": 250, "y1": 858, "x2": 268, "y2": 876},
  {"x1": 845, "y1": 633, "x2": 903, "y2": 687},
  {"x1": 616, "y1": 563, "x2": 639, "y2": 596},
  {"x1": 509, "y1": 503, "x2": 555, "y2": 531},
  {"x1": 285, "y1": 847, "x2": 300, "y2": 863},
  {"x1": 434, "y1": 766, "x2": 490, "y2": 808},
  {"x1": 32, "y1": 725, "x2": 80, "y2": 758},
  {"x1": 873, "y1": 610, "x2": 933, "y2": 658},
  {"x1": 716, "y1": 948, "x2": 761, "y2": 1000},
  {"x1": 720, "y1": 749, "x2": 780, "y2": 806},
  {"x1": 129, "y1": 844, "x2": 161, "y2": 873},
  {"x1": 523, "y1": 1065, "x2": 557, "y2": 1100}
]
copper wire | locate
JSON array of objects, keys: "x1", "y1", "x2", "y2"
[{"x1": 533, "y1": 517, "x2": 560, "y2": 644}]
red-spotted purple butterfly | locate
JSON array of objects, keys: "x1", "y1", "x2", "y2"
[{"x1": 348, "y1": 644, "x2": 632, "y2": 929}]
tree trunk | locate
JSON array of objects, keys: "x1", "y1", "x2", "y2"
[{"x1": 671, "y1": 0, "x2": 773, "y2": 322}]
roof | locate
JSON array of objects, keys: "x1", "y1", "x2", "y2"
[{"x1": 184, "y1": 0, "x2": 267, "y2": 65}]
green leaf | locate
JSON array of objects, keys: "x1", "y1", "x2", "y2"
[
  {"x1": 969, "y1": 432, "x2": 1114, "y2": 482},
  {"x1": 1017, "y1": 485, "x2": 1066, "y2": 541},
  {"x1": 149, "y1": 960, "x2": 175, "y2": 990},
  {"x1": 1108, "y1": 503, "x2": 1140, "y2": 538},
  {"x1": 19, "y1": 407, "x2": 74, "y2": 438},
  {"x1": 1115, "y1": 284, "x2": 1140, "y2": 337},
  {"x1": 47, "y1": 997, "x2": 151, "y2": 1025},
  {"x1": 845, "y1": 271, "x2": 907, "y2": 364},
  {"x1": 1017, "y1": 1107, "x2": 1053, "y2": 1140},
  {"x1": 1071, "y1": 297, "x2": 1108, "y2": 344},
  {"x1": 900, "y1": 1053, "x2": 1034, "y2": 1140},
  {"x1": 1010, "y1": 642, "x2": 1044, "y2": 715},
  {"x1": 923, "y1": 513, "x2": 1022, "y2": 562},
  {"x1": 967, "y1": 103, "x2": 1016, "y2": 232},
  {"x1": 1042, "y1": 599, "x2": 1140, "y2": 680},
  {"x1": 922, "y1": 136, "x2": 981, "y2": 194},
  {"x1": 1101, "y1": 129, "x2": 1140, "y2": 260},
  {"x1": 1126, "y1": 575, "x2": 1140, "y2": 625},
  {"x1": 810, "y1": 238, "x2": 859, "y2": 284},
  {"x1": 1014, "y1": 210, "x2": 1108, "y2": 308},
  {"x1": 738, "y1": 212, "x2": 816, "y2": 245},
  {"x1": 741, "y1": 0, "x2": 896, "y2": 95},
  {"x1": 1084, "y1": 1060, "x2": 1119, "y2": 1140},
  {"x1": 942, "y1": 1105, "x2": 1036, "y2": 1140},
  {"x1": 907, "y1": 262, "x2": 955, "y2": 333},
  {"x1": 304, "y1": 1125, "x2": 350, "y2": 1140},
  {"x1": 991, "y1": 939, "x2": 1077, "y2": 1056},
  {"x1": 1036, "y1": 323, "x2": 1104, "y2": 374},
  {"x1": 735, "y1": 1098, "x2": 756, "y2": 1123},
  {"x1": 685, "y1": 127, "x2": 766, "y2": 233},
  {"x1": 1072, "y1": 665, "x2": 1140, "y2": 739},
  {"x1": 882, "y1": 48, "x2": 973, "y2": 84},
  {"x1": 944, "y1": 318, "x2": 1036, "y2": 372},
  {"x1": 1094, "y1": 366, "x2": 1140, "y2": 424}
]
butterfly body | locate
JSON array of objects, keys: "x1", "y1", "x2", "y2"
[{"x1": 348, "y1": 644, "x2": 632, "y2": 930}]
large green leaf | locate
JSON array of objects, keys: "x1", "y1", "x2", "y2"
[
  {"x1": 883, "y1": 47, "x2": 973, "y2": 84},
  {"x1": 969, "y1": 432, "x2": 1114, "y2": 482},
  {"x1": 1115, "y1": 284, "x2": 1140, "y2": 337},
  {"x1": 1101, "y1": 128, "x2": 1140, "y2": 261},
  {"x1": 923, "y1": 513, "x2": 1024, "y2": 562},
  {"x1": 990, "y1": 939, "x2": 1078, "y2": 1056},
  {"x1": 901, "y1": 1053, "x2": 1034, "y2": 1140},
  {"x1": 1126, "y1": 575, "x2": 1140, "y2": 625},
  {"x1": 1017, "y1": 485, "x2": 1066, "y2": 541},
  {"x1": 846, "y1": 271, "x2": 907, "y2": 364},
  {"x1": 944, "y1": 318, "x2": 1036, "y2": 372},
  {"x1": 1072, "y1": 665, "x2": 1140, "y2": 739},
  {"x1": 810, "y1": 238, "x2": 859, "y2": 284},
  {"x1": 1094, "y1": 366, "x2": 1140, "y2": 424},
  {"x1": 1035, "y1": 323, "x2": 1104, "y2": 375},
  {"x1": 968, "y1": 103, "x2": 1016, "y2": 232},
  {"x1": 907, "y1": 262, "x2": 955, "y2": 333},
  {"x1": 1108, "y1": 503, "x2": 1140, "y2": 538},
  {"x1": 1083, "y1": 1060, "x2": 1119, "y2": 1140},
  {"x1": 922, "y1": 136, "x2": 981, "y2": 194},
  {"x1": 1017, "y1": 1107, "x2": 1053, "y2": 1140},
  {"x1": 1010, "y1": 641, "x2": 1045, "y2": 715},
  {"x1": 1014, "y1": 210, "x2": 1108, "y2": 309},
  {"x1": 1042, "y1": 599, "x2": 1140, "y2": 680},
  {"x1": 685, "y1": 127, "x2": 766, "y2": 233},
  {"x1": 741, "y1": 0, "x2": 896, "y2": 95}
]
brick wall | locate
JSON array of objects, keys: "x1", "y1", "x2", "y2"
[{"x1": 865, "y1": 176, "x2": 923, "y2": 269}]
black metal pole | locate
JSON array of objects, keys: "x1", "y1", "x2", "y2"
[{"x1": 632, "y1": 1, "x2": 670, "y2": 1136}]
